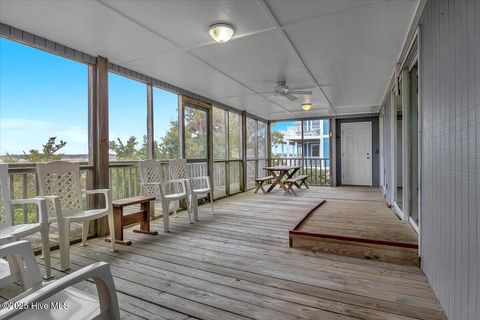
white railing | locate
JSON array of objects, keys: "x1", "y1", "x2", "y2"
[{"x1": 269, "y1": 157, "x2": 331, "y2": 186}]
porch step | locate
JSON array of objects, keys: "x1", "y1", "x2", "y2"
[{"x1": 289, "y1": 200, "x2": 419, "y2": 266}]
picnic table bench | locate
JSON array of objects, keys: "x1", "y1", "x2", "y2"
[
  {"x1": 284, "y1": 174, "x2": 309, "y2": 196},
  {"x1": 254, "y1": 175, "x2": 274, "y2": 194}
]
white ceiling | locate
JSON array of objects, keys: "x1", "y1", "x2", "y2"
[{"x1": 0, "y1": 0, "x2": 419, "y2": 120}]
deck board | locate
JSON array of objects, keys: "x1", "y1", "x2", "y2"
[{"x1": 2, "y1": 186, "x2": 445, "y2": 319}]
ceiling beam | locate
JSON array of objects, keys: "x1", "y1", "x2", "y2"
[{"x1": 257, "y1": 0, "x2": 337, "y2": 116}]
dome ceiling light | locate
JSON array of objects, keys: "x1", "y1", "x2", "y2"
[
  {"x1": 209, "y1": 23, "x2": 235, "y2": 43},
  {"x1": 302, "y1": 103, "x2": 312, "y2": 111}
]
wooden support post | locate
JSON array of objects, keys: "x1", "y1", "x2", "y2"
[
  {"x1": 329, "y1": 117, "x2": 334, "y2": 187},
  {"x1": 207, "y1": 102, "x2": 214, "y2": 200},
  {"x1": 266, "y1": 121, "x2": 272, "y2": 166},
  {"x1": 94, "y1": 56, "x2": 110, "y2": 236},
  {"x1": 225, "y1": 111, "x2": 230, "y2": 196},
  {"x1": 147, "y1": 84, "x2": 154, "y2": 159},
  {"x1": 178, "y1": 96, "x2": 185, "y2": 159},
  {"x1": 241, "y1": 111, "x2": 247, "y2": 192}
]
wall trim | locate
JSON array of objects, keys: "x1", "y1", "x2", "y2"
[{"x1": 0, "y1": 22, "x2": 96, "y2": 65}]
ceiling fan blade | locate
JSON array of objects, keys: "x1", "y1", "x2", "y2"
[
  {"x1": 257, "y1": 91, "x2": 278, "y2": 95},
  {"x1": 285, "y1": 93, "x2": 298, "y2": 101},
  {"x1": 289, "y1": 90, "x2": 312, "y2": 95}
]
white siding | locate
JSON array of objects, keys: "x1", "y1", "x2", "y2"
[{"x1": 419, "y1": 1, "x2": 479, "y2": 319}]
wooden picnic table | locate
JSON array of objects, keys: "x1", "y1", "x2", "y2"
[{"x1": 263, "y1": 165, "x2": 301, "y2": 193}]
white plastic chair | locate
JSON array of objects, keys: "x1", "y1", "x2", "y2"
[
  {"x1": 169, "y1": 160, "x2": 214, "y2": 222},
  {"x1": 36, "y1": 161, "x2": 116, "y2": 271},
  {"x1": 139, "y1": 160, "x2": 191, "y2": 232},
  {"x1": 0, "y1": 240, "x2": 120, "y2": 320},
  {"x1": 0, "y1": 164, "x2": 52, "y2": 279}
]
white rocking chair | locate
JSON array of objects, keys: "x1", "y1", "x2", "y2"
[
  {"x1": 139, "y1": 160, "x2": 191, "y2": 232},
  {"x1": 169, "y1": 160, "x2": 214, "y2": 222},
  {"x1": 0, "y1": 163, "x2": 52, "y2": 280},
  {"x1": 0, "y1": 240, "x2": 120, "y2": 320},
  {"x1": 36, "y1": 161, "x2": 116, "y2": 271}
]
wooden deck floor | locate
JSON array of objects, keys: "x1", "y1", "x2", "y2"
[
  {"x1": 289, "y1": 188, "x2": 419, "y2": 265},
  {"x1": 2, "y1": 187, "x2": 445, "y2": 319}
]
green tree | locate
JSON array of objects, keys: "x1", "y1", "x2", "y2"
[
  {"x1": 23, "y1": 137, "x2": 67, "y2": 162},
  {"x1": 109, "y1": 136, "x2": 139, "y2": 160},
  {"x1": 271, "y1": 131, "x2": 285, "y2": 159},
  {"x1": 271, "y1": 131, "x2": 285, "y2": 145},
  {"x1": 212, "y1": 108, "x2": 226, "y2": 160},
  {"x1": 109, "y1": 135, "x2": 150, "y2": 160},
  {"x1": 184, "y1": 108, "x2": 207, "y2": 159},
  {"x1": 156, "y1": 120, "x2": 179, "y2": 159}
]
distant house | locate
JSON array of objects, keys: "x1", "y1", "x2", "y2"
[{"x1": 272, "y1": 120, "x2": 329, "y2": 159}]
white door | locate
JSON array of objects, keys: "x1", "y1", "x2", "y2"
[{"x1": 341, "y1": 122, "x2": 372, "y2": 186}]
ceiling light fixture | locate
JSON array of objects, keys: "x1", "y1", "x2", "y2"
[
  {"x1": 302, "y1": 103, "x2": 312, "y2": 111},
  {"x1": 209, "y1": 23, "x2": 234, "y2": 43}
]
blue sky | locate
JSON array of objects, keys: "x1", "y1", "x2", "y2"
[{"x1": 0, "y1": 37, "x2": 177, "y2": 155}]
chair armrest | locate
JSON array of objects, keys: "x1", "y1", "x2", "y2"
[
  {"x1": 0, "y1": 241, "x2": 42, "y2": 290},
  {"x1": 0, "y1": 262, "x2": 120, "y2": 320},
  {"x1": 33, "y1": 195, "x2": 61, "y2": 222},
  {"x1": 190, "y1": 176, "x2": 211, "y2": 190},
  {"x1": 82, "y1": 188, "x2": 110, "y2": 195},
  {"x1": 82, "y1": 189, "x2": 111, "y2": 211},
  {"x1": 9, "y1": 197, "x2": 49, "y2": 225}
]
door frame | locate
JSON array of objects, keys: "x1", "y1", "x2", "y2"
[
  {"x1": 340, "y1": 121, "x2": 373, "y2": 186},
  {"x1": 390, "y1": 87, "x2": 401, "y2": 218},
  {"x1": 389, "y1": 28, "x2": 421, "y2": 236},
  {"x1": 407, "y1": 56, "x2": 420, "y2": 234},
  {"x1": 379, "y1": 110, "x2": 385, "y2": 193}
]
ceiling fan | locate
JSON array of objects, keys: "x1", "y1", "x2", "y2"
[{"x1": 263, "y1": 81, "x2": 312, "y2": 101}]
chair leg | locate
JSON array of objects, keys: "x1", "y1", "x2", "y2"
[
  {"x1": 162, "y1": 199, "x2": 170, "y2": 232},
  {"x1": 172, "y1": 200, "x2": 178, "y2": 215},
  {"x1": 40, "y1": 226, "x2": 53, "y2": 280},
  {"x1": 191, "y1": 194, "x2": 198, "y2": 222},
  {"x1": 185, "y1": 196, "x2": 192, "y2": 224},
  {"x1": 107, "y1": 211, "x2": 117, "y2": 253},
  {"x1": 210, "y1": 191, "x2": 214, "y2": 215},
  {"x1": 58, "y1": 219, "x2": 71, "y2": 271},
  {"x1": 81, "y1": 220, "x2": 89, "y2": 247}
]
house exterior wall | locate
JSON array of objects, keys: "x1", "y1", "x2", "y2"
[{"x1": 419, "y1": 1, "x2": 479, "y2": 319}]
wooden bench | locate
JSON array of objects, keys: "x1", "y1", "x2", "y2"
[
  {"x1": 105, "y1": 196, "x2": 158, "y2": 246},
  {"x1": 254, "y1": 176, "x2": 274, "y2": 194},
  {"x1": 284, "y1": 175, "x2": 309, "y2": 196}
]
